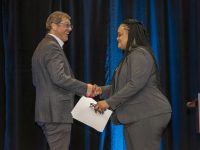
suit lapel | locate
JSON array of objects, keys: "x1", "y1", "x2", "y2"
[{"x1": 45, "y1": 34, "x2": 75, "y2": 77}]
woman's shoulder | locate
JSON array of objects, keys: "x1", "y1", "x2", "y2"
[
  {"x1": 134, "y1": 46, "x2": 151, "y2": 54},
  {"x1": 128, "y1": 46, "x2": 154, "y2": 64},
  {"x1": 128, "y1": 46, "x2": 151, "y2": 57}
]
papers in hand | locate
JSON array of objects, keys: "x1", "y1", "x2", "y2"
[{"x1": 71, "y1": 96, "x2": 112, "y2": 132}]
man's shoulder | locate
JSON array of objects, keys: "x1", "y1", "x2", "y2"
[
  {"x1": 42, "y1": 35, "x2": 59, "y2": 46},
  {"x1": 37, "y1": 36, "x2": 60, "y2": 51}
]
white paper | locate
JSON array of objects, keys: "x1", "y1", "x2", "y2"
[{"x1": 71, "y1": 96, "x2": 112, "y2": 132}]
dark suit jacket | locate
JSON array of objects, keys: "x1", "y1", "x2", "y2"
[
  {"x1": 102, "y1": 46, "x2": 172, "y2": 124},
  {"x1": 32, "y1": 34, "x2": 87, "y2": 123}
]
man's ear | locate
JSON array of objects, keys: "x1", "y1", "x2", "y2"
[{"x1": 51, "y1": 23, "x2": 57, "y2": 31}]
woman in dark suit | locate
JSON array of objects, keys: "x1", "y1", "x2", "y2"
[{"x1": 95, "y1": 19, "x2": 172, "y2": 150}]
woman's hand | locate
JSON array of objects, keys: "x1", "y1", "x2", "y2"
[{"x1": 94, "y1": 100, "x2": 109, "y2": 114}]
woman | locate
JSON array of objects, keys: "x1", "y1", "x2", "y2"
[{"x1": 95, "y1": 19, "x2": 172, "y2": 150}]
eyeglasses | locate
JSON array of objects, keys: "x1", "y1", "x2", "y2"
[{"x1": 58, "y1": 22, "x2": 73, "y2": 29}]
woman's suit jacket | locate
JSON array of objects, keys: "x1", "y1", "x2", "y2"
[
  {"x1": 102, "y1": 47, "x2": 171, "y2": 124},
  {"x1": 32, "y1": 34, "x2": 87, "y2": 123}
]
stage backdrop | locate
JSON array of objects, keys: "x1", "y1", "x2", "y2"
[{"x1": 1, "y1": 0, "x2": 200, "y2": 150}]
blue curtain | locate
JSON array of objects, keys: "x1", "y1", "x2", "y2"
[
  {"x1": 166, "y1": 1, "x2": 182, "y2": 149},
  {"x1": 1, "y1": 0, "x2": 200, "y2": 150},
  {"x1": 103, "y1": 0, "x2": 200, "y2": 150},
  {"x1": 103, "y1": 0, "x2": 126, "y2": 150}
]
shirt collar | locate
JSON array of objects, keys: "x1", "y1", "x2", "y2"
[{"x1": 48, "y1": 34, "x2": 64, "y2": 48}]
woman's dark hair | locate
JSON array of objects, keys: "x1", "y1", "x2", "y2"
[{"x1": 121, "y1": 19, "x2": 150, "y2": 53}]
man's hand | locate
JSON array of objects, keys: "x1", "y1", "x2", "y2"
[
  {"x1": 86, "y1": 84, "x2": 94, "y2": 97},
  {"x1": 93, "y1": 84, "x2": 102, "y2": 96},
  {"x1": 86, "y1": 84, "x2": 102, "y2": 97}
]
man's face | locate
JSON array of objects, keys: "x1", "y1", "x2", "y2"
[
  {"x1": 117, "y1": 24, "x2": 128, "y2": 50},
  {"x1": 51, "y1": 18, "x2": 73, "y2": 42}
]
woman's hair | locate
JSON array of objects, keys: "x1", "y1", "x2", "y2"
[{"x1": 121, "y1": 19, "x2": 150, "y2": 53}]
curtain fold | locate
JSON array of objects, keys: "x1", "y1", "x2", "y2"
[{"x1": 105, "y1": 0, "x2": 125, "y2": 150}]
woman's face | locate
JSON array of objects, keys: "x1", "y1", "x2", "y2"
[{"x1": 117, "y1": 24, "x2": 128, "y2": 50}]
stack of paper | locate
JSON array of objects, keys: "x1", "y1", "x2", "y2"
[{"x1": 71, "y1": 96, "x2": 112, "y2": 132}]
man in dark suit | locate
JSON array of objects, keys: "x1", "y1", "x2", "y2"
[{"x1": 32, "y1": 11, "x2": 95, "y2": 150}]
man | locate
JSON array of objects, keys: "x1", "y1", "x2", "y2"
[{"x1": 32, "y1": 11, "x2": 95, "y2": 150}]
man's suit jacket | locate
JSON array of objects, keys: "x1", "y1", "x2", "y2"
[
  {"x1": 32, "y1": 34, "x2": 87, "y2": 123},
  {"x1": 102, "y1": 47, "x2": 172, "y2": 124}
]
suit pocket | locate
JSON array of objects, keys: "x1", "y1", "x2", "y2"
[{"x1": 55, "y1": 99, "x2": 73, "y2": 115}]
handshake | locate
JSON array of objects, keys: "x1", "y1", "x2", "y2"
[
  {"x1": 86, "y1": 84, "x2": 109, "y2": 114},
  {"x1": 86, "y1": 84, "x2": 102, "y2": 98}
]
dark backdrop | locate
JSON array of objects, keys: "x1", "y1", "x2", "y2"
[{"x1": 1, "y1": 0, "x2": 200, "y2": 150}]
